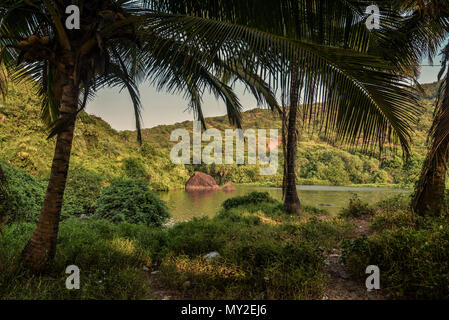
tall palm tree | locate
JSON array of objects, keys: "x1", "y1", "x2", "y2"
[
  {"x1": 1, "y1": 0, "x2": 420, "y2": 270},
  {"x1": 413, "y1": 42, "x2": 449, "y2": 216},
  {"x1": 389, "y1": 0, "x2": 449, "y2": 216}
]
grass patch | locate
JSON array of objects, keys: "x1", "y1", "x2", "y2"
[
  {"x1": 0, "y1": 219, "x2": 151, "y2": 299},
  {"x1": 0, "y1": 194, "x2": 354, "y2": 300}
]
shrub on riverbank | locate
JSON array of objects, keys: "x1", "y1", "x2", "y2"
[
  {"x1": 222, "y1": 192, "x2": 277, "y2": 210},
  {"x1": 0, "y1": 162, "x2": 106, "y2": 222},
  {"x1": 339, "y1": 194, "x2": 376, "y2": 218},
  {"x1": 95, "y1": 178, "x2": 170, "y2": 226},
  {"x1": 340, "y1": 197, "x2": 449, "y2": 299}
]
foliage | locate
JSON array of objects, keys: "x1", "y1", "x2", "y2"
[
  {"x1": 95, "y1": 178, "x2": 170, "y2": 227},
  {"x1": 341, "y1": 224, "x2": 449, "y2": 299},
  {"x1": 61, "y1": 166, "x2": 104, "y2": 217},
  {"x1": 370, "y1": 210, "x2": 417, "y2": 233},
  {"x1": 339, "y1": 194, "x2": 376, "y2": 218},
  {"x1": 122, "y1": 158, "x2": 148, "y2": 180},
  {"x1": 0, "y1": 80, "x2": 442, "y2": 190},
  {"x1": 222, "y1": 192, "x2": 277, "y2": 210},
  {"x1": 0, "y1": 81, "x2": 190, "y2": 191},
  {"x1": 338, "y1": 193, "x2": 449, "y2": 299},
  {"x1": 0, "y1": 161, "x2": 45, "y2": 222},
  {"x1": 0, "y1": 219, "x2": 151, "y2": 299}
]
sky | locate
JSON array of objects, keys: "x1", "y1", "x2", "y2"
[{"x1": 85, "y1": 62, "x2": 444, "y2": 132}]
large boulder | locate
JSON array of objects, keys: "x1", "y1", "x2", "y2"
[{"x1": 185, "y1": 171, "x2": 219, "y2": 191}]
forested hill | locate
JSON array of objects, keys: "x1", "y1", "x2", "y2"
[{"x1": 0, "y1": 80, "x2": 441, "y2": 191}]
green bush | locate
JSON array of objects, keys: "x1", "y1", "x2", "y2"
[
  {"x1": 95, "y1": 178, "x2": 170, "y2": 226},
  {"x1": 370, "y1": 210, "x2": 417, "y2": 233},
  {"x1": 122, "y1": 157, "x2": 148, "y2": 180},
  {"x1": 339, "y1": 194, "x2": 376, "y2": 219},
  {"x1": 222, "y1": 192, "x2": 277, "y2": 210},
  {"x1": 341, "y1": 225, "x2": 449, "y2": 299},
  {"x1": 61, "y1": 166, "x2": 104, "y2": 217},
  {"x1": 374, "y1": 194, "x2": 411, "y2": 214},
  {"x1": 0, "y1": 161, "x2": 45, "y2": 222}
]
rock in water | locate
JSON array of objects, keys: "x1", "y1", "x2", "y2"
[
  {"x1": 221, "y1": 181, "x2": 236, "y2": 192},
  {"x1": 185, "y1": 172, "x2": 219, "y2": 191}
]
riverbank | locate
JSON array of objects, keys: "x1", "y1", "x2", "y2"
[{"x1": 238, "y1": 181, "x2": 411, "y2": 190}]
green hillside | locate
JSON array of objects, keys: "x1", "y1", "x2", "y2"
[
  {"x1": 121, "y1": 81, "x2": 440, "y2": 187},
  {"x1": 0, "y1": 79, "x2": 440, "y2": 195},
  {"x1": 0, "y1": 80, "x2": 190, "y2": 192}
]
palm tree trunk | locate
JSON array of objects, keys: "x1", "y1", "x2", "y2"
[
  {"x1": 22, "y1": 65, "x2": 79, "y2": 271},
  {"x1": 283, "y1": 63, "x2": 301, "y2": 215},
  {"x1": 413, "y1": 71, "x2": 449, "y2": 217},
  {"x1": 413, "y1": 150, "x2": 447, "y2": 216}
]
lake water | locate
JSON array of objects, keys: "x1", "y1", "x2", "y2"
[{"x1": 157, "y1": 185, "x2": 410, "y2": 221}]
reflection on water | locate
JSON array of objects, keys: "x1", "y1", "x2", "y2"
[
  {"x1": 157, "y1": 185, "x2": 410, "y2": 222},
  {"x1": 186, "y1": 189, "x2": 219, "y2": 201}
]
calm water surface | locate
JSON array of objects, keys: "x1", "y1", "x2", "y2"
[{"x1": 157, "y1": 185, "x2": 410, "y2": 222}]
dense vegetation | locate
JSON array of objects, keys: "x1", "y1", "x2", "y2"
[
  {"x1": 0, "y1": 193, "x2": 353, "y2": 299},
  {"x1": 1, "y1": 190, "x2": 446, "y2": 299},
  {"x1": 0, "y1": 81, "x2": 189, "y2": 193},
  {"x1": 0, "y1": 80, "x2": 441, "y2": 200},
  {"x1": 341, "y1": 195, "x2": 449, "y2": 299}
]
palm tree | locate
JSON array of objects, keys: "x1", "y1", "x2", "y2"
[
  {"x1": 1, "y1": 0, "x2": 420, "y2": 270},
  {"x1": 0, "y1": 0, "x2": 278, "y2": 271},
  {"x1": 388, "y1": 0, "x2": 449, "y2": 216},
  {"x1": 275, "y1": 0, "x2": 448, "y2": 214},
  {"x1": 413, "y1": 43, "x2": 449, "y2": 216}
]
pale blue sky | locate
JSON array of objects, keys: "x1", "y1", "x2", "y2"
[{"x1": 86, "y1": 63, "x2": 444, "y2": 131}]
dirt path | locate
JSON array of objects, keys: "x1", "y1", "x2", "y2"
[{"x1": 322, "y1": 218, "x2": 384, "y2": 300}]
